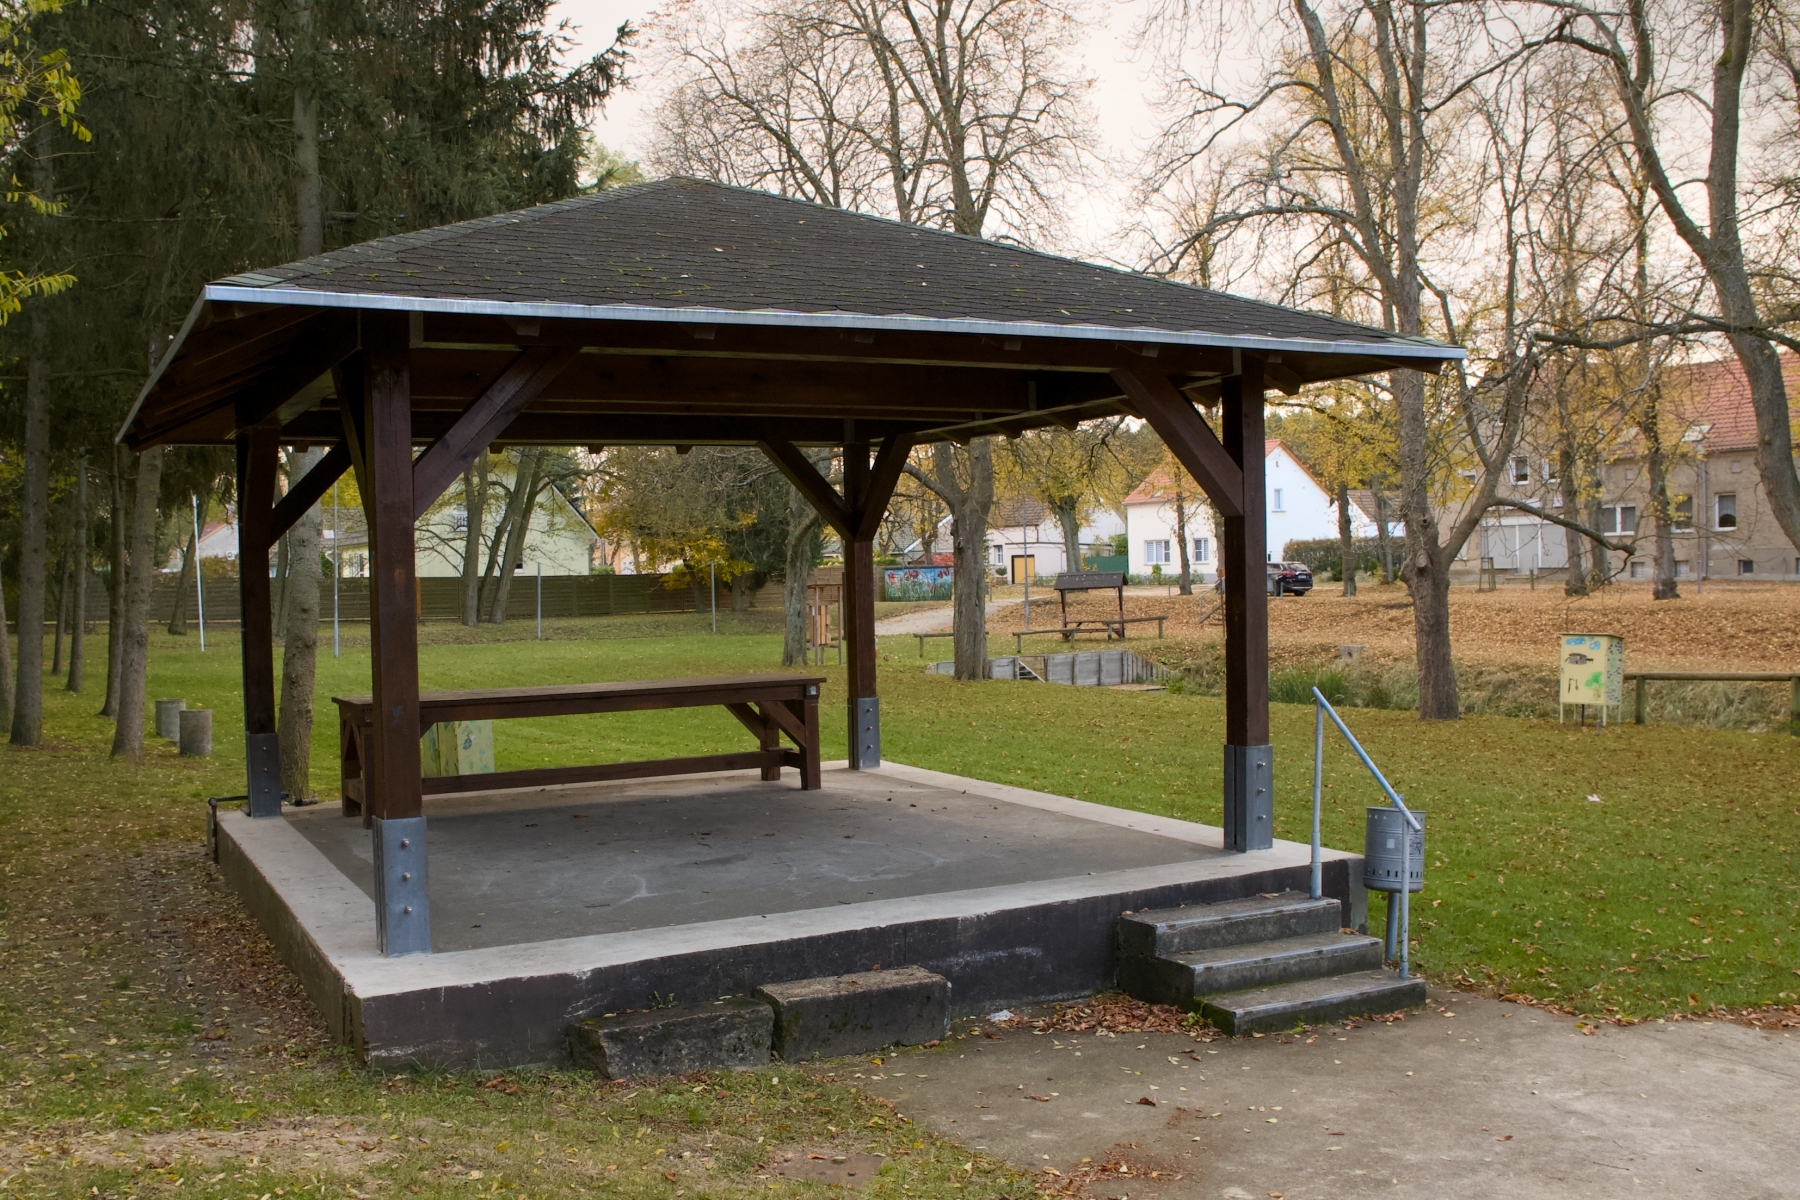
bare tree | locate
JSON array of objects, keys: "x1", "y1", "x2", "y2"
[
  {"x1": 1541, "y1": 0, "x2": 1800, "y2": 559},
  {"x1": 650, "y1": 0, "x2": 1092, "y2": 664},
  {"x1": 1138, "y1": 0, "x2": 1562, "y2": 717},
  {"x1": 460, "y1": 458, "x2": 487, "y2": 627},
  {"x1": 905, "y1": 440, "x2": 994, "y2": 678}
]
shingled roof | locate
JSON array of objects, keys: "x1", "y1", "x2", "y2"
[
  {"x1": 208, "y1": 178, "x2": 1452, "y2": 359},
  {"x1": 125, "y1": 178, "x2": 1463, "y2": 449}
]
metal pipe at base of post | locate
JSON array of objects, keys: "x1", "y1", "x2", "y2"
[
  {"x1": 372, "y1": 816, "x2": 431, "y2": 956},
  {"x1": 851, "y1": 697, "x2": 880, "y2": 769},
  {"x1": 246, "y1": 733, "x2": 282, "y2": 818},
  {"x1": 1222, "y1": 744, "x2": 1273, "y2": 851}
]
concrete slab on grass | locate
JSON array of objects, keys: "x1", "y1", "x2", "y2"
[{"x1": 217, "y1": 762, "x2": 1365, "y2": 1069}]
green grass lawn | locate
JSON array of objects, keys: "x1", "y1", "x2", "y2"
[{"x1": 2, "y1": 615, "x2": 1796, "y2": 1197}]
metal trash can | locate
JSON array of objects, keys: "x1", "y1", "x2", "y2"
[{"x1": 1364, "y1": 806, "x2": 1425, "y2": 893}]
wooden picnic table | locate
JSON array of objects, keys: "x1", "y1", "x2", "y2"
[
  {"x1": 1013, "y1": 615, "x2": 1166, "y2": 652},
  {"x1": 334, "y1": 674, "x2": 825, "y2": 822}
]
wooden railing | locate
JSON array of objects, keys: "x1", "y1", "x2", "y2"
[{"x1": 1625, "y1": 671, "x2": 1800, "y2": 733}]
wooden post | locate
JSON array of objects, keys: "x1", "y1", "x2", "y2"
[
  {"x1": 842, "y1": 441, "x2": 879, "y2": 768},
  {"x1": 357, "y1": 315, "x2": 430, "y2": 955},
  {"x1": 1221, "y1": 359, "x2": 1272, "y2": 851},
  {"x1": 1634, "y1": 677, "x2": 1647, "y2": 725},
  {"x1": 235, "y1": 416, "x2": 282, "y2": 817}
]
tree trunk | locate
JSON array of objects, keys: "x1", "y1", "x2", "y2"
[
  {"x1": 278, "y1": 447, "x2": 324, "y2": 799},
  {"x1": 490, "y1": 450, "x2": 543, "y2": 624},
  {"x1": 168, "y1": 523, "x2": 196, "y2": 634},
  {"x1": 1558, "y1": 434, "x2": 1588, "y2": 597},
  {"x1": 1337, "y1": 481, "x2": 1357, "y2": 597},
  {"x1": 1051, "y1": 496, "x2": 1082, "y2": 571},
  {"x1": 1372, "y1": 483, "x2": 1395, "y2": 584},
  {"x1": 1641, "y1": 412, "x2": 1679, "y2": 599},
  {"x1": 12, "y1": 303, "x2": 52, "y2": 746},
  {"x1": 1397, "y1": 370, "x2": 1460, "y2": 720},
  {"x1": 1173, "y1": 486, "x2": 1193, "y2": 595},
  {"x1": 272, "y1": 528, "x2": 291, "y2": 635},
  {"x1": 51, "y1": 553, "x2": 69, "y2": 676},
  {"x1": 101, "y1": 446, "x2": 129, "y2": 718},
  {"x1": 110, "y1": 447, "x2": 165, "y2": 759},
  {"x1": 477, "y1": 502, "x2": 513, "y2": 619},
  {"x1": 460, "y1": 459, "x2": 486, "y2": 627},
  {"x1": 0, "y1": 557, "x2": 13, "y2": 732},
  {"x1": 927, "y1": 440, "x2": 994, "y2": 681},
  {"x1": 67, "y1": 458, "x2": 87, "y2": 692}
]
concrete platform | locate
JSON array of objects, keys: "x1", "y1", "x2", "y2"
[{"x1": 216, "y1": 762, "x2": 1365, "y2": 1069}]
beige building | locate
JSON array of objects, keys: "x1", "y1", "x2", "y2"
[{"x1": 1463, "y1": 353, "x2": 1800, "y2": 582}]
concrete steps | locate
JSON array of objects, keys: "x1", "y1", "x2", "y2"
[{"x1": 1117, "y1": 891, "x2": 1425, "y2": 1034}]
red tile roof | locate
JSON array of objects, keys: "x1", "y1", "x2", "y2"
[{"x1": 1661, "y1": 352, "x2": 1800, "y2": 453}]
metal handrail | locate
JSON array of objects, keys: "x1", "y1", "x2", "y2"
[{"x1": 1311, "y1": 687, "x2": 1422, "y2": 979}]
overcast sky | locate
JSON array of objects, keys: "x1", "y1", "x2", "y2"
[{"x1": 551, "y1": 0, "x2": 1165, "y2": 257}]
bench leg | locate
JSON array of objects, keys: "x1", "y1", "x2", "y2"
[
  {"x1": 791, "y1": 695, "x2": 821, "y2": 790},
  {"x1": 758, "y1": 707, "x2": 782, "y2": 782},
  {"x1": 340, "y1": 717, "x2": 364, "y2": 818}
]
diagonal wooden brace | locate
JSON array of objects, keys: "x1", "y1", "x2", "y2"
[
  {"x1": 411, "y1": 344, "x2": 580, "y2": 519},
  {"x1": 269, "y1": 442, "x2": 352, "y2": 543},
  {"x1": 759, "y1": 438, "x2": 852, "y2": 537},
  {"x1": 1111, "y1": 366, "x2": 1244, "y2": 517}
]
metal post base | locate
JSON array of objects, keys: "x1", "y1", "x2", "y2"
[
  {"x1": 1223, "y1": 743, "x2": 1273, "y2": 851},
  {"x1": 850, "y1": 696, "x2": 880, "y2": 769},
  {"x1": 372, "y1": 816, "x2": 431, "y2": 956},
  {"x1": 246, "y1": 732, "x2": 282, "y2": 817}
]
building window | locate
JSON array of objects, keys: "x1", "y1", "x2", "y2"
[
  {"x1": 1738, "y1": 559, "x2": 1755, "y2": 575},
  {"x1": 1675, "y1": 560, "x2": 1691, "y2": 578},
  {"x1": 1193, "y1": 537, "x2": 1210, "y2": 563},
  {"x1": 1629, "y1": 560, "x2": 1646, "y2": 579},
  {"x1": 1672, "y1": 497, "x2": 1693, "y2": 530},
  {"x1": 1602, "y1": 505, "x2": 1638, "y2": 534},
  {"x1": 1144, "y1": 539, "x2": 1171, "y2": 566},
  {"x1": 1543, "y1": 460, "x2": 1558, "y2": 484},
  {"x1": 1715, "y1": 493, "x2": 1737, "y2": 529},
  {"x1": 1271, "y1": 488, "x2": 1284, "y2": 512},
  {"x1": 990, "y1": 543, "x2": 1004, "y2": 565},
  {"x1": 1511, "y1": 456, "x2": 1529, "y2": 483}
]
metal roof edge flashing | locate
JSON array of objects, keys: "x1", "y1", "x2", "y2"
[{"x1": 199, "y1": 284, "x2": 1466, "y2": 362}]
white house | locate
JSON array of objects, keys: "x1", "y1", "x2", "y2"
[
  {"x1": 902, "y1": 499, "x2": 1126, "y2": 581},
  {"x1": 1123, "y1": 442, "x2": 1377, "y2": 581}
]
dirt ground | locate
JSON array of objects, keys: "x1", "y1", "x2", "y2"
[{"x1": 992, "y1": 581, "x2": 1800, "y2": 672}]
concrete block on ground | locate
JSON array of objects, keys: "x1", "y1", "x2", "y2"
[
  {"x1": 567, "y1": 997, "x2": 773, "y2": 1079},
  {"x1": 757, "y1": 966, "x2": 949, "y2": 1060},
  {"x1": 179, "y1": 709, "x2": 213, "y2": 757},
  {"x1": 155, "y1": 698, "x2": 186, "y2": 740}
]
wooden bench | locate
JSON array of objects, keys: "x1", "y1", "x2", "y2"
[{"x1": 335, "y1": 674, "x2": 825, "y2": 822}]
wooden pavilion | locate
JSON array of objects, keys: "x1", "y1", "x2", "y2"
[{"x1": 122, "y1": 178, "x2": 1460, "y2": 957}]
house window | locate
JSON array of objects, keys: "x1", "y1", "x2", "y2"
[
  {"x1": 1675, "y1": 560, "x2": 1691, "y2": 578},
  {"x1": 1629, "y1": 560, "x2": 1646, "y2": 579},
  {"x1": 1715, "y1": 493, "x2": 1737, "y2": 529},
  {"x1": 1192, "y1": 537, "x2": 1210, "y2": 564},
  {"x1": 451, "y1": 507, "x2": 468, "y2": 533},
  {"x1": 1601, "y1": 505, "x2": 1638, "y2": 534},
  {"x1": 1511, "y1": 456, "x2": 1529, "y2": 483},
  {"x1": 1738, "y1": 559, "x2": 1755, "y2": 575},
  {"x1": 1672, "y1": 497, "x2": 1693, "y2": 530},
  {"x1": 990, "y1": 543, "x2": 1004, "y2": 566},
  {"x1": 1543, "y1": 460, "x2": 1557, "y2": 484},
  {"x1": 1144, "y1": 539, "x2": 1171, "y2": 566},
  {"x1": 1271, "y1": 488, "x2": 1285, "y2": 512}
]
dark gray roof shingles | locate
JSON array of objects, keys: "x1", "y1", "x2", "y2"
[{"x1": 215, "y1": 179, "x2": 1444, "y2": 351}]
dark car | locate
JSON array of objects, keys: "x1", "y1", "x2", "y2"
[{"x1": 1267, "y1": 561, "x2": 1314, "y2": 596}]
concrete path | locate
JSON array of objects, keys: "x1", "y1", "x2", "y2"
[
  {"x1": 861, "y1": 992, "x2": 1798, "y2": 1199},
  {"x1": 874, "y1": 598, "x2": 1022, "y2": 636}
]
